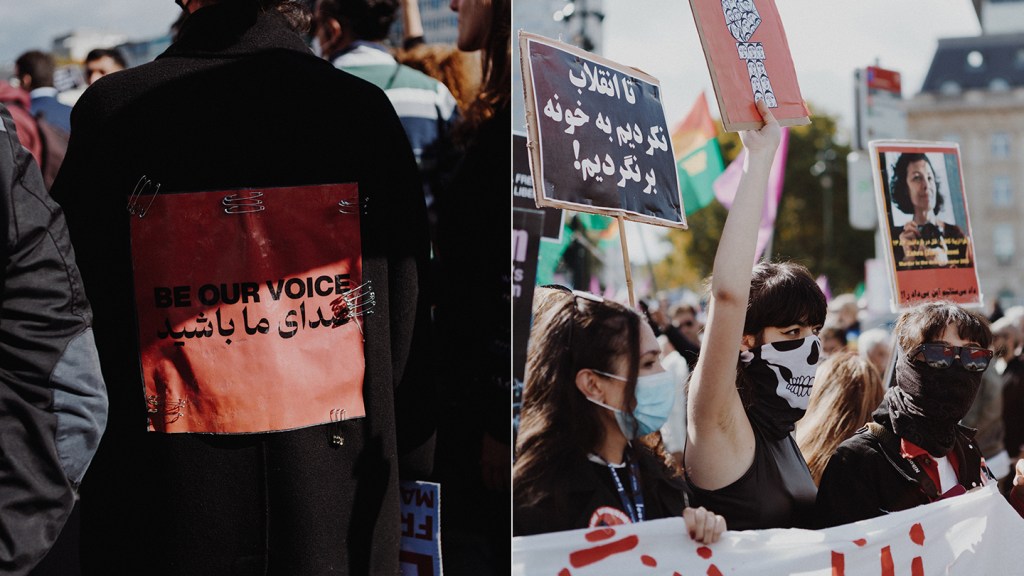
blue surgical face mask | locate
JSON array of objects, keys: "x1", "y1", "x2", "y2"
[{"x1": 586, "y1": 369, "x2": 677, "y2": 439}]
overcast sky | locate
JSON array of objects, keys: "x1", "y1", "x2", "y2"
[
  {"x1": 0, "y1": 1, "x2": 181, "y2": 67},
  {"x1": 603, "y1": 0, "x2": 982, "y2": 142}
]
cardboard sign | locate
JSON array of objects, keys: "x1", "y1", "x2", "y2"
[
  {"x1": 130, "y1": 183, "x2": 368, "y2": 433},
  {"x1": 399, "y1": 480, "x2": 442, "y2": 576},
  {"x1": 514, "y1": 132, "x2": 564, "y2": 241},
  {"x1": 519, "y1": 32, "x2": 686, "y2": 228},
  {"x1": 689, "y1": 0, "x2": 810, "y2": 132},
  {"x1": 869, "y1": 141, "x2": 983, "y2": 311},
  {"x1": 513, "y1": 484, "x2": 1024, "y2": 575}
]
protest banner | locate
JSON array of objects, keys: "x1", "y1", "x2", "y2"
[
  {"x1": 399, "y1": 480, "x2": 443, "y2": 576},
  {"x1": 513, "y1": 208, "x2": 545, "y2": 438},
  {"x1": 129, "y1": 183, "x2": 368, "y2": 433},
  {"x1": 513, "y1": 484, "x2": 1024, "y2": 575},
  {"x1": 689, "y1": 0, "x2": 810, "y2": 132},
  {"x1": 869, "y1": 141, "x2": 983, "y2": 311},
  {"x1": 515, "y1": 132, "x2": 564, "y2": 240},
  {"x1": 519, "y1": 32, "x2": 685, "y2": 229}
]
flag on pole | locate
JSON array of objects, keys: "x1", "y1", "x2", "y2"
[
  {"x1": 671, "y1": 92, "x2": 725, "y2": 216},
  {"x1": 713, "y1": 127, "x2": 790, "y2": 262}
]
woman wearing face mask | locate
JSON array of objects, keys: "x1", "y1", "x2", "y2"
[
  {"x1": 684, "y1": 101, "x2": 826, "y2": 530},
  {"x1": 889, "y1": 152, "x2": 972, "y2": 269},
  {"x1": 514, "y1": 287, "x2": 726, "y2": 542},
  {"x1": 813, "y1": 301, "x2": 1024, "y2": 526}
]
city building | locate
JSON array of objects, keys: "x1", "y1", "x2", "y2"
[{"x1": 906, "y1": 0, "x2": 1024, "y2": 308}]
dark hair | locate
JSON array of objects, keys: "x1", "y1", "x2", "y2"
[
  {"x1": 317, "y1": 0, "x2": 398, "y2": 40},
  {"x1": 261, "y1": 0, "x2": 312, "y2": 33},
  {"x1": 85, "y1": 48, "x2": 128, "y2": 69},
  {"x1": 745, "y1": 261, "x2": 827, "y2": 338},
  {"x1": 15, "y1": 51, "x2": 55, "y2": 88},
  {"x1": 889, "y1": 152, "x2": 945, "y2": 216},
  {"x1": 515, "y1": 287, "x2": 675, "y2": 506},
  {"x1": 820, "y1": 324, "x2": 847, "y2": 347},
  {"x1": 894, "y1": 301, "x2": 992, "y2": 355}
]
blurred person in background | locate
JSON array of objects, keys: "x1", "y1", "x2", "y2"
[
  {"x1": 997, "y1": 318, "x2": 1024, "y2": 472},
  {"x1": 858, "y1": 327, "x2": 893, "y2": 381},
  {"x1": 14, "y1": 51, "x2": 71, "y2": 134},
  {"x1": 819, "y1": 324, "x2": 847, "y2": 359},
  {"x1": 796, "y1": 352, "x2": 884, "y2": 486},
  {"x1": 827, "y1": 293, "x2": 861, "y2": 344},
  {"x1": 83, "y1": 49, "x2": 127, "y2": 86},
  {"x1": 398, "y1": 0, "x2": 481, "y2": 114},
  {"x1": 655, "y1": 334, "x2": 689, "y2": 469},
  {"x1": 963, "y1": 317, "x2": 1011, "y2": 481},
  {"x1": 429, "y1": 0, "x2": 509, "y2": 573}
]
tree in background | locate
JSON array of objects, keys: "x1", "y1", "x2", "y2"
[{"x1": 653, "y1": 105, "x2": 875, "y2": 296}]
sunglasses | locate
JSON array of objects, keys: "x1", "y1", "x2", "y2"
[{"x1": 911, "y1": 343, "x2": 993, "y2": 372}]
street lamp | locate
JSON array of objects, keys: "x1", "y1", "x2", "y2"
[{"x1": 552, "y1": 0, "x2": 604, "y2": 52}]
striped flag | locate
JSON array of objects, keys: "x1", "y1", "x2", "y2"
[{"x1": 671, "y1": 92, "x2": 725, "y2": 215}]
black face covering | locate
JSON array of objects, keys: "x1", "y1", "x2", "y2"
[{"x1": 887, "y1": 352, "x2": 983, "y2": 457}]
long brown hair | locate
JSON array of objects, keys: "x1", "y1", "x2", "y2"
[
  {"x1": 516, "y1": 288, "x2": 676, "y2": 507},
  {"x1": 457, "y1": 0, "x2": 509, "y2": 141},
  {"x1": 796, "y1": 352, "x2": 884, "y2": 485}
]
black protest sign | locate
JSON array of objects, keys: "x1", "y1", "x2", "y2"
[
  {"x1": 520, "y1": 32, "x2": 685, "y2": 228},
  {"x1": 513, "y1": 208, "x2": 544, "y2": 384},
  {"x1": 513, "y1": 132, "x2": 564, "y2": 240}
]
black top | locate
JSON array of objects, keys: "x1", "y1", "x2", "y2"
[
  {"x1": 514, "y1": 449, "x2": 689, "y2": 536},
  {"x1": 686, "y1": 418, "x2": 817, "y2": 530}
]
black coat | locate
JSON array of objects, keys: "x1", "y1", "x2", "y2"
[
  {"x1": 51, "y1": 3, "x2": 432, "y2": 574},
  {"x1": 815, "y1": 409, "x2": 989, "y2": 528}
]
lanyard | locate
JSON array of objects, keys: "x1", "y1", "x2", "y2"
[{"x1": 607, "y1": 456, "x2": 645, "y2": 523}]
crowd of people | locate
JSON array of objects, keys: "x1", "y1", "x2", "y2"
[
  {"x1": 515, "y1": 101, "x2": 1024, "y2": 540},
  {"x1": 1, "y1": 0, "x2": 508, "y2": 575}
]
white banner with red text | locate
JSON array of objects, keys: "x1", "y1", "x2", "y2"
[{"x1": 513, "y1": 484, "x2": 1024, "y2": 575}]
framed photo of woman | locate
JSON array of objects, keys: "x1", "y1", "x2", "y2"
[{"x1": 869, "y1": 140, "x2": 983, "y2": 311}]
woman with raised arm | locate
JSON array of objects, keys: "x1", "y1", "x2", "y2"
[{"x1": 684, "y1": 100, "x2": 826, "y2": 530}]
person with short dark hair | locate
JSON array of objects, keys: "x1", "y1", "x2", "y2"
[
  {"x1": 51, "y1": 0, "x2": 432, "y2": 573},
  {"x1": 683, "y1": 101, "x2": 825, "y2": 531},
  {"x1": 83, "y1": 48, "x2": 127, "y2": 85},
  {"x1": 816, "y1": 301, "x2": 1024, "y2": 526},
  {"x1": 14, "y1": 51, "x2": 71, "y2": 134},
  {"x1": 889, "y1": 152, "x2": 972, "y2": 269}
]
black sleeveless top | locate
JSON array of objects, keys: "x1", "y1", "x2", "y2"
[{"x1": 685, "y1": 419, "x2": 817, "y2": 530}]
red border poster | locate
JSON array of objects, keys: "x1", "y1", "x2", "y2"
[
  {"x1": 689, "y1": 0, "x2": 810, "y2": 132},
  {"x1": 130, "y1": 183, "x2": 368, "y2": 433},
  {"x1": 869, "y1": 141, "x2": 983, "y2": 311}
]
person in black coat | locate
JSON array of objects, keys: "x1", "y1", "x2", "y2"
[
  {"x1": 817, "y1": 302, "x2": 1024, "y2": 527},
  {"x1": 51, "y1": 1, "x2": 433, "y2": 574}
]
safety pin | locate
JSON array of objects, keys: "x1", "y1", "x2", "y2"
[
  {"x1": 337, "y1": 196, "x2": 369, "y2": 215},
  {"x1": 222, "y1": 191, "x2": 265, "y2": 214},
  {"x1": 329, "y1": 408, "x2": 346, "y2": 447},
  {"x1": 329, "y1": 281, "x2": 376, "y2": 337},
  {"x1": 127, "y1": 175, "x2": 162, "y2": 218},
  {"x1": 146, "y1": 394, "x2": 185, "y2": 424}
]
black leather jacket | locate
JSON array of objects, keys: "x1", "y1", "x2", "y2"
[{"x1": 816, "y1": 407, "x2": 990, "y2": 528}]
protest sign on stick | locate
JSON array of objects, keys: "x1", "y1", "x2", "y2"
[
  {"x1": 869, "y1": 140, "x2": 983, "y2": 311},
  {"x1": 399, "y1": 480, "x2": 442, "y2": 576},
  {"x1": 519, "y1": 32, "x2": 685, "y2": 229},
  {"x1": 689, "y1": 0, "x2": 810, "y2": 132}
]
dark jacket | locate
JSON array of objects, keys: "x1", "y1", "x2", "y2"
[
  {"x1": 514, "y1": 449, "x2": 689, "y2": 536},
  {"x1": 51, "y1": 3, "x2": 431, "y2": 574},
  {"x1": 816, "y1": 408, "x2": 989, "y2": 528},
  {"x1": 0, "y1": 104, "x2": 106, "y2": 575}
]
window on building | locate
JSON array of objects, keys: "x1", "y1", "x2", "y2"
[
  {"x1": 995, "y1": 224, "x2": 1016, "y2": 266},
  {"x1": 993, "y1": 176, "x2": 1013, "y2": 206},
  {"x1": 992, "y1": 132, "x2": 1012, "y2": 158},
  {"x1": 967, "y1": 50, "x2": 985, "y2": 70}
]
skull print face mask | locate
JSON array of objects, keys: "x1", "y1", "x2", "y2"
[{"x1": 740, "y1": 335, "x2": 822, "y2": 439}]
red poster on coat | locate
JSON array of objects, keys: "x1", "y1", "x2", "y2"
[{"x1": 130, "y1": 183, "x2": 368, "y2": 433}]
